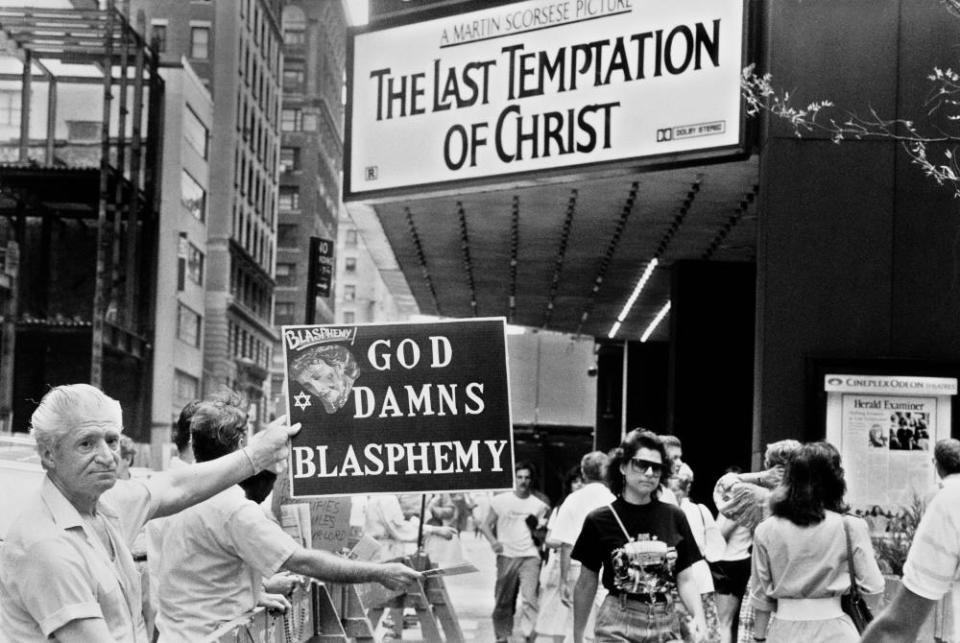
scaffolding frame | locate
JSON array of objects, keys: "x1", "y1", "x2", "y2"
[{"x1": 0, "y1": 1, "x2": 163, "y2": 428}]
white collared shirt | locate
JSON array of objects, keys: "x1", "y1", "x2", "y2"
[
  {"x1": 0, "y1": 477, "x2": 152, "y2": 642},
  {"x1": 903, "y1": 475, "x2": 960, "y2": 642},
  {"x1": 155, "y1": 485, "x2": 297, "y2": 642},
  {"x1": 550, "y1": 482, "x2": 616, "y2": 546}
]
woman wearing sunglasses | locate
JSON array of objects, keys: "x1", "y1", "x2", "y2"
[{"x1": 572, "y1": 429, "x2": 707, "y2": 642}]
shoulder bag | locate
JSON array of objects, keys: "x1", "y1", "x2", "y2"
[{"x1": 841, "y1": 515, "x2": 873, "y2": 633}]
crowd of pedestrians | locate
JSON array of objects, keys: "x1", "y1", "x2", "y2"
[
  {"x1": 481, "y1": 431, "x2": 960, "y2": 643},
  {"x1": 4, "y1": 382, "x2": 960, "y2": 643}
]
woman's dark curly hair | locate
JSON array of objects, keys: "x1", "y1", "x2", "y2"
[
  {"x1": 770, "y1": 441, "x2": 849, "y2": 526},
  {"x1": 608, "y1": 428, "x2": 669, "y2": 498}
]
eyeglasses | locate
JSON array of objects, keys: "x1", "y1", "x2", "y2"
[{"x1": 628, "y1": 458, "x2": 664, "y2": 475}]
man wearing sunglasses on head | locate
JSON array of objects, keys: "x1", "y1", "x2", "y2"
[{"x1": 572, "y1": 429, "x2": 706, "y2": 643}]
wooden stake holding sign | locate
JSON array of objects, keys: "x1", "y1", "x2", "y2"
[{"x1": 362, "y1": 553, "x2": 470, "y2": 643}]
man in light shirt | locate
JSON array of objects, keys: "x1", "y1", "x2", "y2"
[
  {"x1": 0, "y1": 384, "x2": 298, "y2": 643},
  {"x1": 551, "y1": 451, "x2": 615, "y2": 607},
  {"x1": 862, "y1": 438, "x2": 960, "y2": 642},
  {"x1": 155, "y1": 395, "x2": 420, "y2": 641},
  {"x1": 481, "y1": 461, "x2": 550, "y2": 643},
  {"x1": 143, "y1": 400, "x2": 200, "y2": 637}
]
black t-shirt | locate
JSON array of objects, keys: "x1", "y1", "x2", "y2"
[{"x1": 572, "y1": 497, "x2": 702, "y2": 596}]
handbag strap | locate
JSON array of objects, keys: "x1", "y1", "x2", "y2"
[
  {"x1": 697, "y1": 504, "x2": 711, "y2": 529},
  {"x1": 608, "y1": 503, "x2": 634, "y2": 542},
  {"x1": 841, "y1": 515, "x2": 862, "y2": 599}
]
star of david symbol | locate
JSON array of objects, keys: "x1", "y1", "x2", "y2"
[{"x1": 293, "y1": 391, "x2": 312, "y2": 412}]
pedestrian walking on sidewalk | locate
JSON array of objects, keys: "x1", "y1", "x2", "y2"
[
  {"x1": 572, "y1": 429, "x2": 706, "y2": 643},
  {"x1": 535, "y1": 464, "x2": 584, "y2": 642},
  {"x1": 862, "y1": 439, "x2": 960, "y2": 641},
  {"x1": 481, "y1": 461, "x2": 550, "y2": 643},
  {"x1": 749, "y1": 442, "x2": 884, "y2": 643}
]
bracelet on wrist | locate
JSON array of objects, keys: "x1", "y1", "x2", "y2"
[
  {"x1": 240, "y1": 446, "x2": 258, "y2": 474},
  {"x1": 753, "y1": 637, "x2": 766, "y2": 642}
]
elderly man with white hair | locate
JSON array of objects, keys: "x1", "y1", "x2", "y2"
[{"x1": 0, "y1": 383, "x2": 299, "y2": 643}]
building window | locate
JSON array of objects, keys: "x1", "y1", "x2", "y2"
[
  {"x1": 190, "y1": 26, "x2": 210, "y2": 59},
  {"x1": 151, "y1": 23, "x2": 167, "y2": 53},
  {"x1": 66, "y1": 120, "x2": 99, "y2": 142},
  {"x1": 0, "y1": 90, "x2": 20, "y2": 126},
  {"x1": 173, "y1": 370, "x2": 199, "y2": 412},
  {"x1": 181, "y1": 170, "x2": 206, "y2": 222},
  {"x1": 281, "y1": 108, "x2": 301, "y2": 131},
  {"x1": 186, "y1": 243, "x2": 205, "y2": 285},
  {"x1": 184, "y1": 105, "x2": 209, "y2": 158},
  {"x1": 283, "y1": 28, "x2": 305, "y2": 45},
  {"x1": 278, "y1": 186, "x2": 299, "y2": 210},
  {"x1": 345, "y1": 257, "x2": 357, "y2": 272},
  {"x1": 343, "y1": 311, "x2": 355, "y2": 324},
  {"x1": 275, "y1": 262, "x2": 296, "y2": 287},
  {"x1": 283, "y1": 65, "x2": 305, "y2": 92},
  {"x1": 302, "y1": 113, "x2": 318, "y2": 131},
  {"x1": 282, "y1": 5, "x2": 307, "y2": 43},
  {"x1": 177, "y1": 303, "x2": 202, "y2": 347},
  {"x1": 343, "y1": 285, "x2": 356, "y2": 302},
  {"x1": 280, "y1": 147, "x2": 300, "y2": 172},
  {"x1": 345, "y1": 229, "x2": 358, "y2": 247},
  {"x1": 277, "y1": 223, "x2": 299, "y2": 248},
  {"x1": 275, "y1": 301, "x2": 295, "y2": 325}
]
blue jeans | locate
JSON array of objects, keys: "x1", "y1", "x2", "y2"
[
  {"x1": 594, "y1": 595, "x2": 682, "y2": 642},
  {"x1": 493, "y1": 555, "x2": 541, "y2": 641}
]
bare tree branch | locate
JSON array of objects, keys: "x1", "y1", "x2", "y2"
[{"x1": 741, "y1": 63, "x2": 960, "y2": 197}]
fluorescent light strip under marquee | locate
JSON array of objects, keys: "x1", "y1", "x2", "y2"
[
  {"x1": 607, "y1": 258, "x2": 658, "y2": 338},
  {"x1": 641, "y1": 301, "x2": 672, "y2": 343}
]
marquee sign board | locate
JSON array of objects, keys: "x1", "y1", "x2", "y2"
[{"x1": 345, "y1": 0, "x2": 747, "y2": 200}]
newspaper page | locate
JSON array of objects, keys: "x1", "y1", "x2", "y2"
[{"x1": 825, "y1": 374, "x2": 956, "y2": 535}]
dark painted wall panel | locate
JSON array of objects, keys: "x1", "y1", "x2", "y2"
[
  {"x1": 756, "y1": 0, "x2": 960, "y2": 448},
  {"x1": 763, "y1": 0, "x2": 900, "y2": 141},
  {"x1": 758, "y1": 139, "x2": 896, "y2": 443},
  {"x1": 625, "y1": 341, "x2": 669, "y2": 436},
  {"x1": 670, "y1": 260, "x2": 755, "y2": 507},
  {"x1": 891, "y1": 158, "x2": 960, "y2": 359}
]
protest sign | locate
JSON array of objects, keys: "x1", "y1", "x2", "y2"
[{"x1": 282, "y1": 318, "x2": 513, "y2": 497}]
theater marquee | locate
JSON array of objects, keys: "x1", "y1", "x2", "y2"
[{"x1": 345, "y1": 0, "x2": 746, "y2": 200}]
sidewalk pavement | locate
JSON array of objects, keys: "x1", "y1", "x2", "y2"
[{"x1": 444, "y1": 531, "x2": 497, "y2": 641}]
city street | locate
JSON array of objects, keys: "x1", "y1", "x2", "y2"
[{"x1": 2, "y1": 0, "x2": 959, "y2": 642}]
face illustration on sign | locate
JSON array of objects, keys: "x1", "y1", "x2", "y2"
[{"x1": 290, "y1": 345, "x2": 360, "y2": 414}]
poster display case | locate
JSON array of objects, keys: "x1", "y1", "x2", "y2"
[{"x1": 824, "y1": 373, "x2": 957, "y2": 517}]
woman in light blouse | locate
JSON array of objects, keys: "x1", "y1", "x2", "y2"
[{"x1": 750, "y1": 442, "x2": 883, "y2": 643}]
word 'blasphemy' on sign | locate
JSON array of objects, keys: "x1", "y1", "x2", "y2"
[{"x1": 281, "y1": 318, "x2": 514, "y2": 498}]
